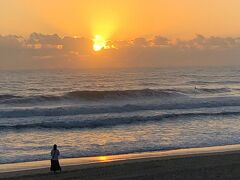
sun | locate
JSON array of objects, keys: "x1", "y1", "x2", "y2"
[{"x1": 93, "y1": 35, "x2": 107, "y2": 51}]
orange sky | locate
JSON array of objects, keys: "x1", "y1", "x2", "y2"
[{"x1": 1, "y1": 0, "x2": 240, "y2": 39}]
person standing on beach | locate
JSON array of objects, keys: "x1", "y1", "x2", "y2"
[{"x1": 50, "y1": 144, "x2": 62, "y2": 173}]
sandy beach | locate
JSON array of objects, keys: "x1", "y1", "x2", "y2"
[{"x1": 1, "y1": 145, "x2": 240, "y2": 180}]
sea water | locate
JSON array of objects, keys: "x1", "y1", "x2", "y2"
[{"x1": 1, "y1": 67, "x2": 240, "y2": 164}]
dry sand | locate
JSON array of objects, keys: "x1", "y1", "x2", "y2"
[{"x1": 1, "y1": 145, "x2": 240, "y2": 180}]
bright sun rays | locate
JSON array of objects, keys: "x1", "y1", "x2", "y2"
[{"x1": 93, "y1": 35, "x2": 107, "y2": 51}]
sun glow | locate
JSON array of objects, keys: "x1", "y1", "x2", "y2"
[
  {"x1": 98, "y1": 156, "x2": 108, "y2": 161},
  {"x1": 93, "y1": 35, "x2": 107, "y2": 51}
]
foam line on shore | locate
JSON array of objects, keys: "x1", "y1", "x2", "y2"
[{"x1": 1, "y1": 144, "x2": 240, "y2": 173}]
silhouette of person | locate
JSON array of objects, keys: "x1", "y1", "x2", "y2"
[{"x1": 50, "y1": 144, "x2": 62, "y2": 173}]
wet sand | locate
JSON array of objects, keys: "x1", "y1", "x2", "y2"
[{"x1": 1, "y1": 145, "x2": 240, "y2": 180}]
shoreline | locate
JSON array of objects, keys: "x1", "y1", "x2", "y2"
[{"x1": 1, "y1": 144, "x2": 240, "y2": 179}]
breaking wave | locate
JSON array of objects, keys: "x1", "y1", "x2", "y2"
[
  {"x1": 1, "y1": 111, "x2": 240, "y2": 130},
  {"x1": 1, "y1": 94, "x2": 240, "y2": 118},
  {"x1": 0, "y1": 87, "x2": 234, "y2": 105}
]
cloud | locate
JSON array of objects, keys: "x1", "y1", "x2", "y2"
[
  {"x1": 0, "y1": 35, "x2": 25, "y2": 49},
  {"x1": 175, "y1": 34, "x2": 239, "y2": 50},
  {"x1": 28, "y1": 33, "x2": 61, "y2": 45},
  {"x1": 109, "y1": 40, "x2": 131, "y2": 49},
  {"x1": 1, "y1": 33, "x2": 240, "y2": 69},
  {"x1": 62, "y1": 36, "x2": 92, "y2": 54},
  {"x1": 153, "y1": 36, "x2": 170, "y2": 46},
  {"x1": 132, "y1": 37, "x2": 149, "y2": 47}
]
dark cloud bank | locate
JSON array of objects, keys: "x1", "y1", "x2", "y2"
[{"x1": 1, "y1": 33, "x2": 240, "y2": 69}]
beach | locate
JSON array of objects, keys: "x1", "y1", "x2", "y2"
[
  {"x1": 2, "y1": 68, "x2": 240, "y2": 179},
  {"x1": 1, "y1": 145, "x2": 240, "y2": 180}
]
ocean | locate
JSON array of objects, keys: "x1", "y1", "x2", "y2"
[{"x1": 1, "y1": 67, "x2": 240, "y2": 164}]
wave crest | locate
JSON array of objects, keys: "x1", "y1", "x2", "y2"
[
  {"x1": 0, "y1": 87, "x2": 233, "y2": 105},
  {"x1": 1, "y1": 111, "x2": 240, "y2": 130},
  {"x1": 0, "y1": 89, "x2": 184, "y2": 104}
]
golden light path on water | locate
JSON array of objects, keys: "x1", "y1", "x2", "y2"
[{"x1": 1, "y1": 144, "x2": 240, "y2": 173}]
